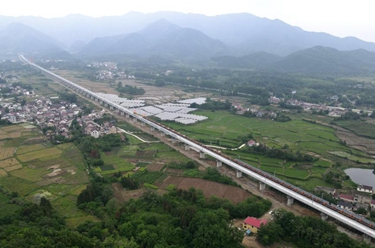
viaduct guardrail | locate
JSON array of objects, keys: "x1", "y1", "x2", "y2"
[{"x1": 20, "y1": 55, "x2": 375, "y2": 241}]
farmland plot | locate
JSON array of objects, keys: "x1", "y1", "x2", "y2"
[{"x1": 0, "y1": 147, "x2": 15, "y2": 160}]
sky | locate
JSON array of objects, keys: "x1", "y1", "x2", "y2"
[{"x1": 1, "y1": 0, "x2": 374, "y2": 42}]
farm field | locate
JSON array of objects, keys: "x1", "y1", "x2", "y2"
[
  {"x1": 0, "y1": 124, "x2": 93, "y2": 227},
  {"x1": 335, "y1": 119, "x2": 375, "y2": 139},
  {"x1": 158, "y1": 176, "x2": 252, "y2": 204},
  {"x1": 160, "y1": 110, "x2": 375, "y2": 189},
  {"x1": 95, "y1": 135, "x2": 189, "y2": 176}
]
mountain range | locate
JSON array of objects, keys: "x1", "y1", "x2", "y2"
[{"x1": 1, "y1": 12, "x2": 375, "y2": 75}]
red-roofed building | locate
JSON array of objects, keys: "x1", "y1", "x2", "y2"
[
  {"x1": 243, "y1": 217, "x2": 267, "y2": 234},
  {"x1": 247, "y1": 140, "x2": 257, "y2": 147},
  {"x1": 339, "y1": 194, "x2": 354, "y2": 203},
  {"x1": 371, "y1": 200, "x2": 375, "y2": 209}
]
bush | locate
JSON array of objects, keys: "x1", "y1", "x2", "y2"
[{"x1": 143, "y1": 183, "x2": 158, "y2": 189}]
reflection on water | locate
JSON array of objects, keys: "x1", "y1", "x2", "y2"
[{"x1": 344, "y1": 168, "x2": 375, "y2": 188}]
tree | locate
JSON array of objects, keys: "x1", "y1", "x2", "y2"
[{"x1": 257, "y1": 222, "x2": 284, "y2": 245}]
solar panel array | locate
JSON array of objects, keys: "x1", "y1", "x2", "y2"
[
  {"x1": 95, "y1": 93, "x2": 145, "y2": 108},
  {"x1": 177, "y1": 97, "x2": 206, "y2": 105},
  {"x1": 96, "y1": 94, "x2": 207, "y2": 124}
]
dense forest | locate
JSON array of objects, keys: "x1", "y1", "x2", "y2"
[
  {"x1": 257, "y1": 209, "x2": 371, "y2": 248},
  {"x1": 75, "y1": 172, "x2": 272, "y2": 248}
]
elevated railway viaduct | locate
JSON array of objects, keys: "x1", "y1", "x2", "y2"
[{"x1": 20, "y1": 55, "x2": 375, "y2": 243}]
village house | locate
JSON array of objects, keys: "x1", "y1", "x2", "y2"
[
  {"x1": 91, "y1": 130, "x2": 100, "y2": 139},
  {"x1": 315, "y1": 186, "x2": 336, "y2": 196},
  {"x1": 354, "y1": 194, "x2": 372, "y2": 204},
  {"x1": 357, "y1": 185, "x2": 373, "y2": 194},
  {"x1": 242, "y1": 217, "x2": 267, "y2": 234},
  {"x1": 247, "y1": 140, "x2": 257, "y2": 147},
  {"x1": 337, "y1": 200, "x2": 354, "y2": 211},
  {"x1": 338, "y1": 194, "x2": 354, "y2": 203},
  {"x1": 371, "y1": 199, "x2": 375, "y2": 209}
]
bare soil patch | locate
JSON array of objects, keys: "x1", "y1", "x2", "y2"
[
  {"x1": 336, "y1": 129, "x2": 375, "y2": 155},
  {"x1": 37, "y1": 177, "x2": 66, "y2": 186},
  {"x1": 44, "y1": 169, "x2": 65, "y2": 178},
  {"x1": 164, "y1": 168, "x2": 184, "y2": 175},
  {"x1": 112, "y1": 183, "x2": 146, "y2": 203},
  {"x1": 160, "y1": 176, "x2": 251, "y2": 204},
  {"x1": 23, "y1": 137, "x2": 45, "y2": 145},
  {"x1": 147, "y1": 162, "x2": 164, "y2": 172},
  {"x1": 135, "y1": 150, "x2": 156, "y2": 157}
]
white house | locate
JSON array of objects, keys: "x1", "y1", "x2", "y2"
[
  {"x1": 90, "y1": 130, "x2": 100, "y2": 139},
  {"x1": 357, "y1": 185, "x2": 373, "y2": 194}
]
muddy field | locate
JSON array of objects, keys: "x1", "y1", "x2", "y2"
[
  {"x1": 158, "y1": 176, "x2": 252, "y2": 204},
  {"x1": 336, "y1": 129, "x2": 375, "y2": 155},
  {"x1": 112, "y1": 183, "x2": 146, "y2": 203},
  {"x1": 146, "y1": 162, "x2": 164, "y2": 172}
]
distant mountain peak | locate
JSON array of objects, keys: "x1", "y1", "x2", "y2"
[{"x1": 141, "y1": 18, "x2": 180, "y2": 33}]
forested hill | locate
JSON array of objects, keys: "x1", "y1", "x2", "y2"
[
  {"x1": 78, "y1": 19, "x2": 231, "y2": 61},
  {"x1": 0, "y1": 22, "x2": 70, "y2": 59},
  {"x1": 212, "y1": 46, "x2": 375, "y2": 76}
]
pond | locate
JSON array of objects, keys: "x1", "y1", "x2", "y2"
[{"x1": 344, "y1": 168, "x2": 375, "y2": 188}]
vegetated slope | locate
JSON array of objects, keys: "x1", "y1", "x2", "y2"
[
  {"x1": 212, "y1": 51, "x2": 282, "y2": 69},
  {"x1": 0, "y1": 22, "x2": 70, "y2": 59},
  {"x1": 78, "y1": 19, "x2": 232, "y2": 61},
  {"x1": 267, "y1": 46, "x2": 375, "y2": 75}
]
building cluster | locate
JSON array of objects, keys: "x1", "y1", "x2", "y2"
[
  {"x1": 77, "y1": 111, "x2": 118, "y2": 139},
  {"x1": 269, "y1": 96, "x2": 352, "y2": 117},
  {"x1": 1, "y1": 96, "x2": 81, "y2": 138},
  {"x1": 86, "y1": 62, "x2": 135, "y2": 80},
  {"x1": 0, "y1": 83, "x2": 34, "y2": 97},
  {"x1": 316, "y1": 185, "x2": 375, "y2": 213},
  {"x1": 233, "y1": 104, "x2": 278, "y2": 119}
]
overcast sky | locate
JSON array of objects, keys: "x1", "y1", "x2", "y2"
[{"x1": 1, "y1": 0, "x2": 374, "y2": 42}]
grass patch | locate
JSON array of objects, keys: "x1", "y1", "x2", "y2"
[
  {"x1": 10, "y1": 166, "x2": 49, "y2": 182},
  {"x1": 100, "y1": 164, "x2": 115, "y2": 171},
  {"x1": 329, "y1": 151, "x2": 375, "y2": 164},
  {"x1": 143, "y1": 183, "x2": 158, "y2": 189},
  {"x1": 0, "y1": 176, "x2": 37, "y2": 196},
  {"x1": 17, "y1": 147, "x2": 63, "y2": 162},
  {"x1": 16, "y1": 144, "x2": 45, "y2": 154},
  {"x1": 0, "y1": 192, "x2": 21, "y2": 218}
]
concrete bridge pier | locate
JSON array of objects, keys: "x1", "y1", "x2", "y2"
[
  {"x1": 160, "y1": 132, "x2": 165, "y2": 137},
  {"x1": 199, "y1": 151, "x2": 205, "y2": 159},
  {"x1": 184, "y1": 144, "x2": 190, "y2": 151},
  {"x1": 110, "y1": 106, "x2": 114, "y2": 110},
  {"x1": 259, "y1": 182, "x2": 266, "y2": 191},
  {"x1": 99, "y1": 101, "x2": 103, "y2": 105},
  {"x1": 141, "y1": 122, "x2": 145, "y2": 127},
  {"x1": 125, "y1": 114, "x2": 129, "y2": 118},
  {"x1": 320, "y1": 213, "x2": 328, "y2": 221},
  {"x1": 363, "y1": 235, "x2": 371, "y2": 244},
  {"x1": 216, "y1": 160, "x2": 222, "y2": 168},
  {"x1": 287, "y1": 196, "x2": 294, "y2": 206},
  {"x1": 150, "y1": 127, "x2": 155, "y2": 132},
  {"x1": 236, "y1": 170, "x2": 242, "y2": 178},
  {"x1": 120, "y1": 112, "x2": 124, "y2": 116}
]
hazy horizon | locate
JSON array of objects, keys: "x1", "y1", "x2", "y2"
[{"x1": 1, "y1": 0, "x2": 374, "y2": 43}]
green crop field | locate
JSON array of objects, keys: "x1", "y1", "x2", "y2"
[
  {"x1": 158, "y1": 110, "x2": 374, "y2": 189},
  {"x1": 17, "y1": 147, "x2": 63, "y2": 162},
  {"x1": 329, "y1": 151, "x2": 375, "y2": 164},
  {"x1": 335, "y1": 120, "x2": 375, "y2": 139}
]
